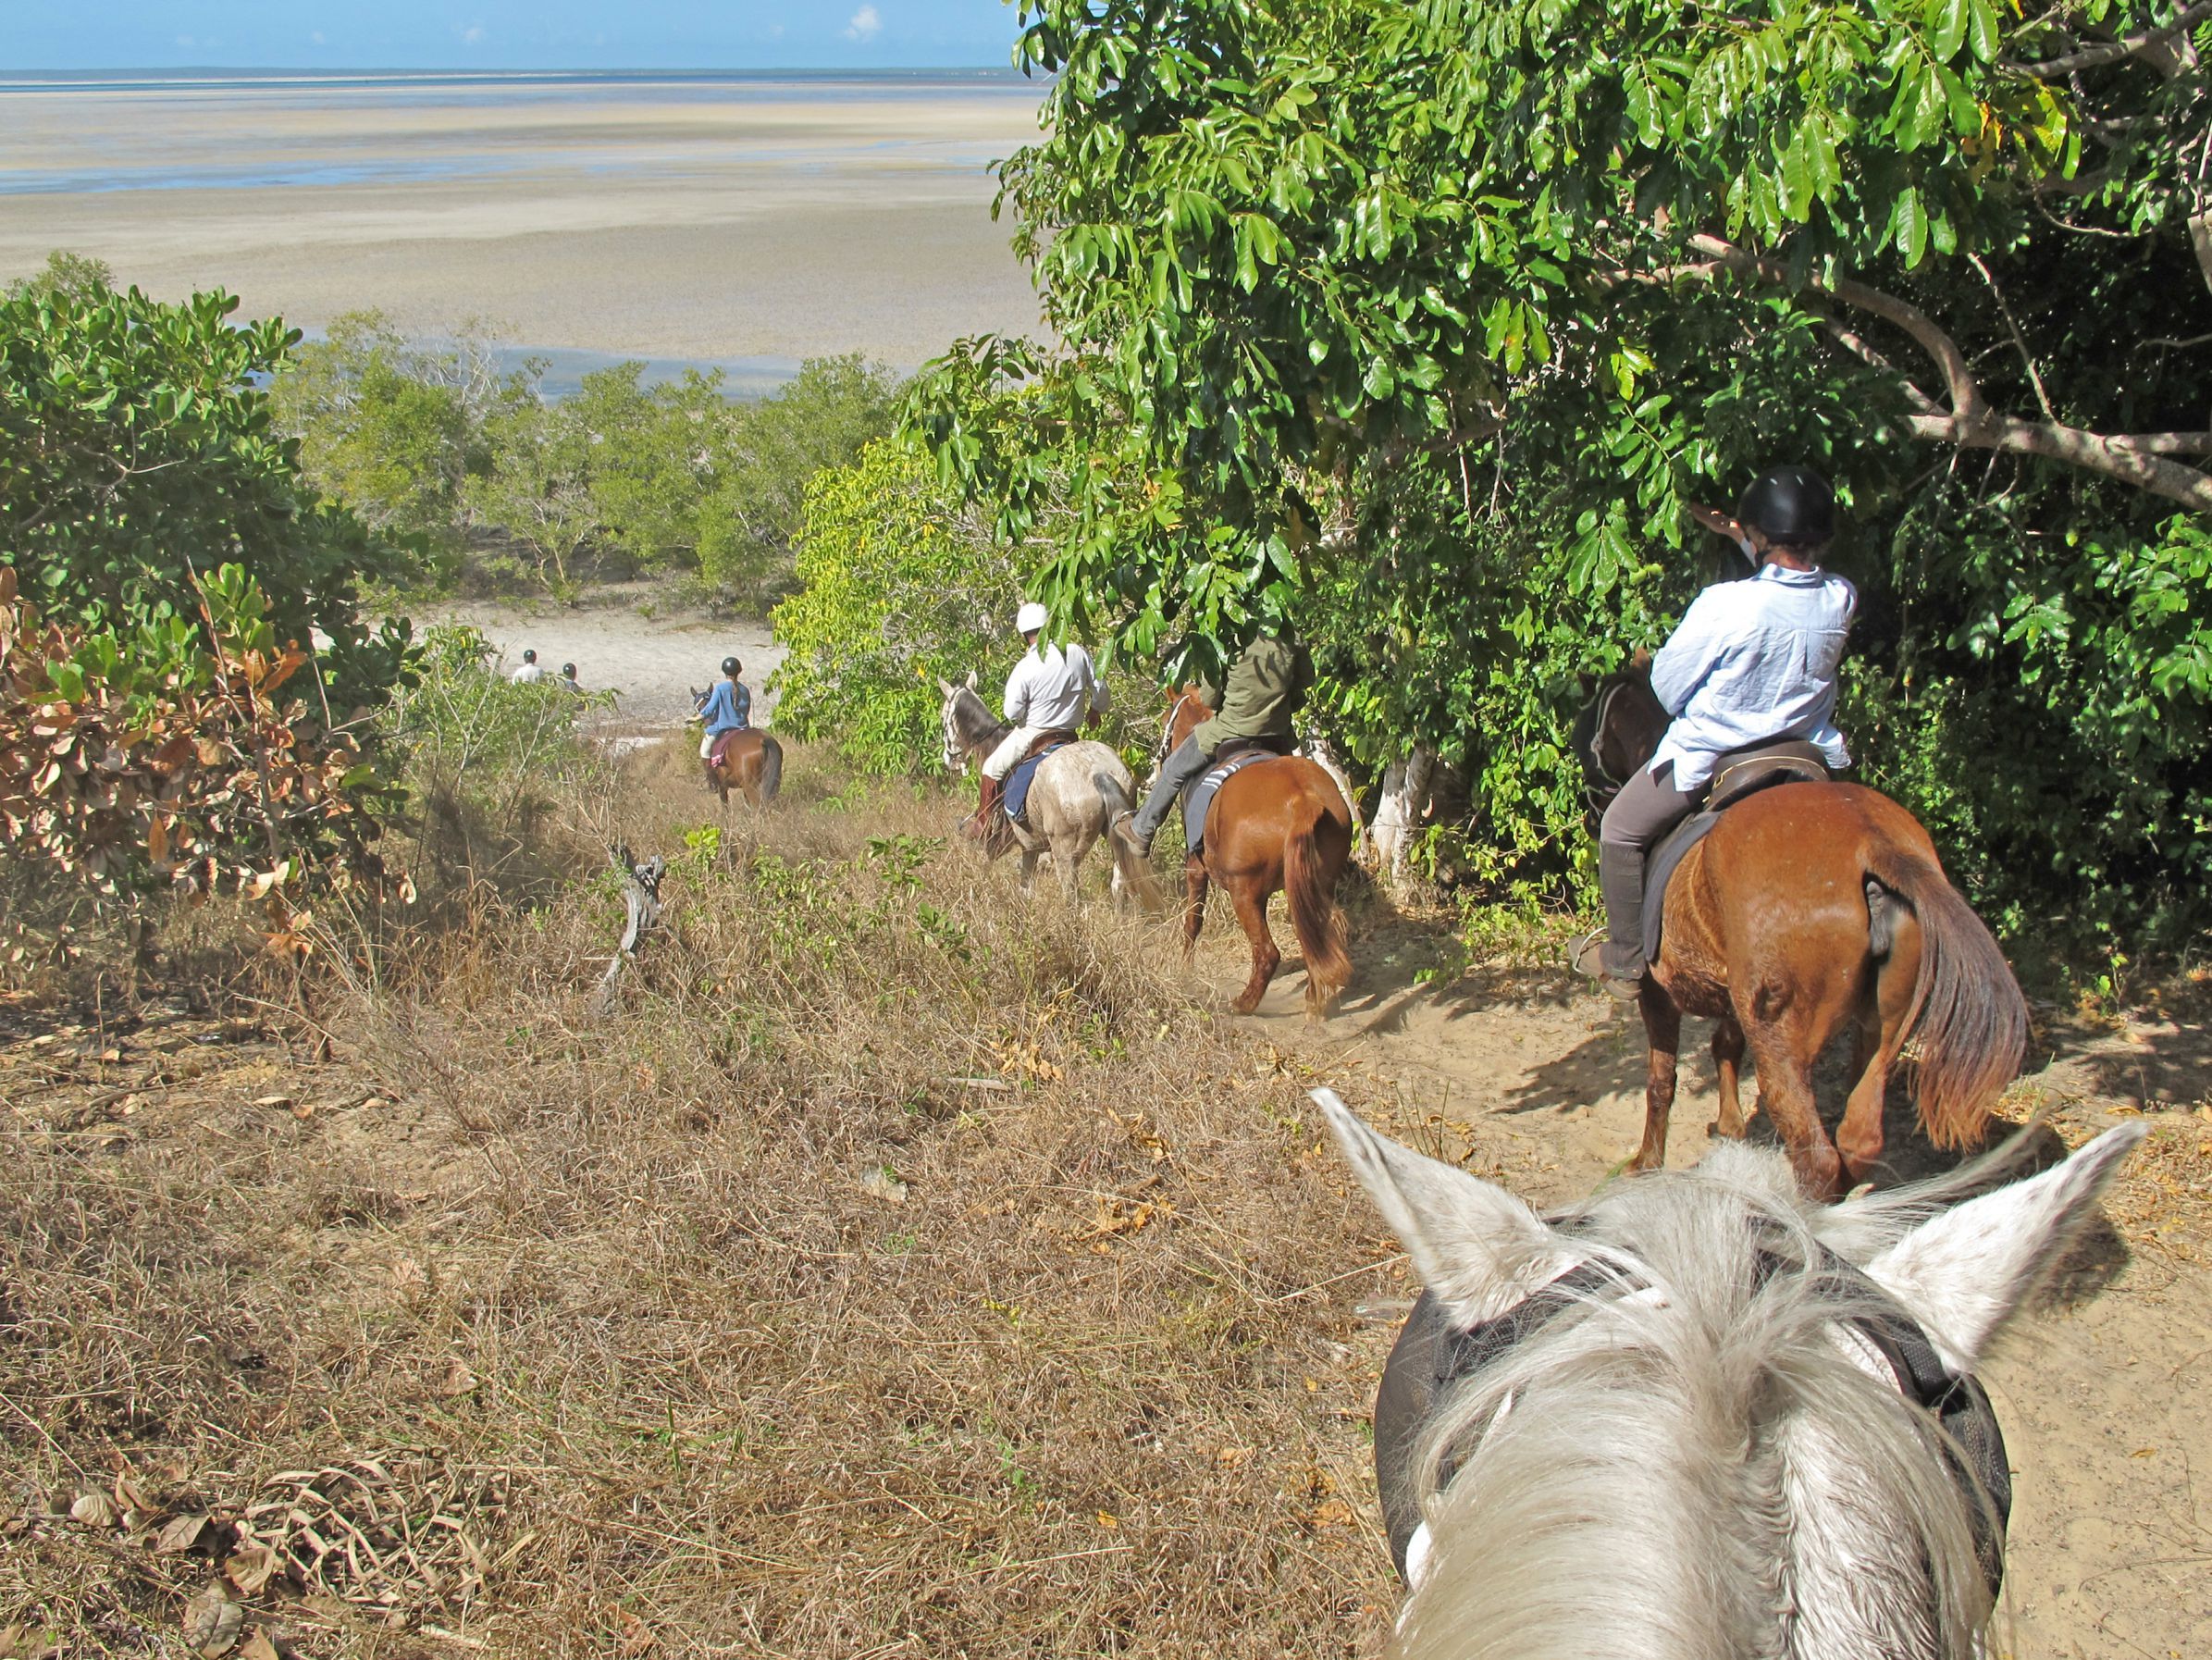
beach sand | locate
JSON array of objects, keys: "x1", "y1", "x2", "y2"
[
  {"x1": 429, "y1": 589, "x2": 785, "y2": 732},
  {"x1": 0, "y1": 79, "x2": 1046, "y2": 367}
]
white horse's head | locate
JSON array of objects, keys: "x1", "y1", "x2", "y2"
[
  {"x1": 937, "y1": 671, "x2": 980, "y2": 774},
  {"x1": 1318, "y1": 1088, "x2": 2143, "y2": 1660}
]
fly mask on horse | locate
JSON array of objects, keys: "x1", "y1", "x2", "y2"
[{"x1": 1319, "y1": 1088, "x2": 2143, "y2": 1660}]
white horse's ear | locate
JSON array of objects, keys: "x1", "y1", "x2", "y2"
[
  {"x1": 965, "y1": 670, "x2": 977, "y2": 690},
  {"x1": 1864, "y1": 1122, "x2": 2144, "y2": 1372},
  {"x1": 1316, "y1": 1089, "x2": 1576, "y2": 1326}
]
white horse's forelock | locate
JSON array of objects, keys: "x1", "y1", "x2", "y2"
[{"x1": 1397, "y1": 1165, "x2": 1991, "y2": 1660}]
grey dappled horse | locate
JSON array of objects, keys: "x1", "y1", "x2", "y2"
[
  {"x1": 937, "y1": 677, "x2": 1165, "y2": 911},
  {"x1": 1318, "y1": 1087, "x2": 2144, "y2": 1660}
]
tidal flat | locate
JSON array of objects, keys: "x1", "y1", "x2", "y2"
[{"x1": 0, "y1": 71, "x2": 1047, "y2": 371}]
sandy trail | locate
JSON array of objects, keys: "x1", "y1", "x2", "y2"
[{"x1": 1184, "y1": 901, "x2": 2212, "y2": 1659}]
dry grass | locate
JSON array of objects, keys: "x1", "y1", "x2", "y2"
[{"x1": 0, "y1": 739, "x2": 1403, "y2": 1658}]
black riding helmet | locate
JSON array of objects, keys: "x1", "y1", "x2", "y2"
[
  {"x1": 1736, "y1": 465, "x2": 1835, "y2": 545},
  {"x1": 722, "y1": 656, "x2": 741, "y2": 676}
]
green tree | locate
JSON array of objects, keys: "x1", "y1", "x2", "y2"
[
  {"x1": 771, "y1": 440, "x2": 1024, "y2": 773},
  {"x1": 700, "y1": 354, "x2": 905, "y2": 600},
  {"x1": 913, "y1": 0, "x2": 2212, "y2": 941},
  {"x1": 5, "y1": 250, "x2": 115, "y2": 303},
  {"x1": 274, "y1": 311, "x2": 525, "y2": 576},
  {"x1": 1, "y1": 280, "x2": 413, "y2": 712}
]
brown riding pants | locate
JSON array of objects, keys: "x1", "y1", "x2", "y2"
[{"x1": 1597, "y1": 760, "x2": 1700, "y2": 978}]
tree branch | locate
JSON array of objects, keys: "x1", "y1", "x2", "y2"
[
  {"x1": 1663, "y1": 234, "x2": 2212, "y2": 513},
  {"x1": 2003, "y1": 1, "x2": 2212, "y2": 77}
]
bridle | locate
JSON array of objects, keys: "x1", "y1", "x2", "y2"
[
  {"x1": 1409, "y1": 1223, "x2": 2010, "y2": 1599},
  {"x1": 1153, "y1": 690, "x2": 1203, "y2": 785}
]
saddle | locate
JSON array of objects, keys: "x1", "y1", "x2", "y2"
[
  {"x1": 1642, "y1": 739, "x2": 1830, "y2": 962},
  {"x1": 1180, "y1": 744, "x2": 1288, "y2": 855},
  {"x1": 1003, "y1": 730, "x2": 1079, "y2": 830},
  {"x1": 708, "y1": 728, "x2": 750, "y2": 770}
]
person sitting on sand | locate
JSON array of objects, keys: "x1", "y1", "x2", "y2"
[
  {"x1": 511, "y1": 649, "x2": 548, "y2": 685},
  {"x1": 693, "y1": 656, "x2": 751, "y2": 790}
]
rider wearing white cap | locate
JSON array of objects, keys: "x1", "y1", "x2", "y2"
[{"x1": 973, "y1": 601, "x2": 1110, "y2": 823}]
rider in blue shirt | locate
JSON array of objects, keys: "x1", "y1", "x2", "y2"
[
  {"x1": 694, "y1": 656, "x2": 752, "y2": 789},
  {"x1": 1572, "y1": 466, "x2": 1857, "y2": 1000}
]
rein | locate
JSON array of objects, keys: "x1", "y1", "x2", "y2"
[{"x1": 1155, "y1": 690, "x2": 1201, "y2": 776}]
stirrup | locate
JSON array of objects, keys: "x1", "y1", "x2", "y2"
[{"x1": 1567, "y1": 930, "x2": 1643, "y2": 1002}]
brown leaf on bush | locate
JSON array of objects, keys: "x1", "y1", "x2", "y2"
[
  {"x1": 155, "y1": 1512, "x2": 211, "y2": 1555},
  {"x1": 183, "y1": 1588, "x2": 243, "y2": 1658}
]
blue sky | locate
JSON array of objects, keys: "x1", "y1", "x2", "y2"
[{"x1": 5, "y1": 2, "x2": 1029, "y2": 71}]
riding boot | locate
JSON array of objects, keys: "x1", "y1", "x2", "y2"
[
  {"x1": 1597, "y1": 841, "x2": 1649, "y2": 982},
  {"x1": 701, "y1": 757, "x2": 721, "y2": 794}
]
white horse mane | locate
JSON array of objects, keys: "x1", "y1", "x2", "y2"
[{"x1": 1318, "y1": 1091, "x2": 2144, "y2": 1660}]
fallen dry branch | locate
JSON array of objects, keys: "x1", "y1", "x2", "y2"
[{"x1": 590, "y1": 842, "x2": 665, "y2": 1017}]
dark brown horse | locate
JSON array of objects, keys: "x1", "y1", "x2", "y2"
[
  {"x1": 1157, "y1": 688, "x2": 1353, "y2": 1018},
  {"x1": 1576, "y1": 667, "x2": 2026, "y2": 1197},
  {"x1": 706, "y1": 728, "x2": 784, "y2": 810}
]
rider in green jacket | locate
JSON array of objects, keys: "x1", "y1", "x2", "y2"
[{"x1": 1113, "y1": 632, "x2": 1315, "y2": 859}]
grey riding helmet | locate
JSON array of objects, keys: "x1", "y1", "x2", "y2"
[{"x1": 1736, "y1": 466, "x2": 1835, "y2": 544}]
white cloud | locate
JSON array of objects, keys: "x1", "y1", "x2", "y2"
[
  {"x1": 458, "y1": 23, "x2": 488, "y2": 45},
  {"x1": 311, "y1": 31, "x2": 326, "y2": 44},
  {"x1": 844, "y1": 6, "x2": 882, "y2": 43},
  {"x1": 176, "y1": 34, "x2": 196, "y2": 48}
]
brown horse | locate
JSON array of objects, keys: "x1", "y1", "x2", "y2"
[
  {"x1": 1576, "y1": 667, "x2": 2027, "y2": 1197},
  {"x1": 706, "y1": 728, "x2": 784, "y2": 810},
  {"x1": 1156, "y1": 688, "x2": 1354, "y2": 1018}
]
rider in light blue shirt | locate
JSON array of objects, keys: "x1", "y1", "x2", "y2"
[
  {"x1": 1573, "y1": 466, "x2": 1856, "y2": 999},
  {"x1": 694, "y1": 655, "x2": 752, "y2": 788}
]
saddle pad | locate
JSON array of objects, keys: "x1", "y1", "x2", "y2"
[
  {"x1": 1181, "y1": 748, "x2": 1281, "y2": 855},
  {"x1": 1003, "y1": 741, "x2": 1069, "y2": 828},
  {"x1": 709, "y1": 728, "x2": 748, "y2": 770}
]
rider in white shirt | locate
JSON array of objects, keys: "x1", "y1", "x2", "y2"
[
  {"x1": 511, "y1": 649, "x2": 548, "y2": 684},
  {"x1": 967, "y1": 601, "x2": 1110, "y2": 836},
  {"x1": 1573, "y1": 466, "x2": 1857, "y2": 999}
]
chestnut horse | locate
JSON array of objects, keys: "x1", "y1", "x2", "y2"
[
  {"x1": 707, "y1": 728, "x2": 784, "y2": 811},
  {"x1": 1157, "y1": 688, "x2": 1353, "y2": 1018},
  {"x1": 1576, "y1": 667, "x2": 2027, "y2": 1197}
]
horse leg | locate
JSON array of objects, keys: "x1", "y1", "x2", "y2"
[
  {"x1": 1836, "y1": 935, "x2": 1922, "y2": 1183},
  {"x1": 1227, "y1": 878, "x2": 1282, "y2": 1016},
  {"x1": 1018, "y1": 846, "x2": 1041, "y2": 893},
  {"x1": 1055, "y1": 833, "x2": 1084, "y2": 908},
  {"x1": 1710, "y1": 1015, "x2": 1748, "y2": 1140},
  {"x1": 1181, "y1": 855, "x2": 1209, "y2": 957},
  {"x1": 1743, "y1": 1014, "x2": 1845, "y2": 1199},
  {"x1": 1630, "y1": 981, "x2": 1681, "y2": 1173}
]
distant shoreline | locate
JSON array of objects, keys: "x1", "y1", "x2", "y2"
[{"x1": 0, "y1": 68, "x2": 1043, "y2": 93}]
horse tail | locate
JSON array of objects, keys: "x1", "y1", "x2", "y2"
[
  {"x1": 1284, "y1": 786, "x2": 1353, "y2": 1018},
  {"x1": 1095, "y1": 772, "x2": 1168, "y2": 914},
  {"x1": 757, "y1": 735, "x2": 784, "y2": 804},
  {"x1": 1864, "y1": 842, "x2": 2027, "y2": 1150}
]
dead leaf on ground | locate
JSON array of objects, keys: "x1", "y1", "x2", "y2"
[
  {"x1": 184, "y1": 1588, "x2": 243, "y2": 1658},
  {"x1": 155, "y1": 1512, "x2": 211, "y2": 1554},
  {"x1": 238, "y1": 1632, "x2": 280, "y2": 1660},
  {"x1": 0, "y1": 1625, "x2": 62, "y2": 1660},
  {"x1": 226, "y1": 1542, "x2": 282, "y2": 1595},
  {"x1": 612, "y1": 1607, "x2": 655, "y2": 1657},
  {"x1": 434, "y1": 1356, "x2": 478, "y2": 1398},
  {"x1": 1307, "y1": 1498, "x2": 1358, "y2": 1529},
  {"x1": 68, "y1": 1490, "x2": 116, "y2": 1529}
]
